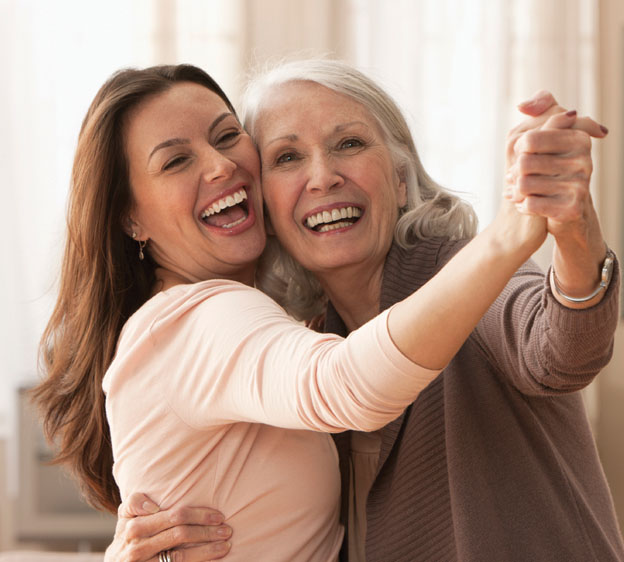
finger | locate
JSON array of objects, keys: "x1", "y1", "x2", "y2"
[
  {"x1": 514, "y1": 175, "x2": 584, "y2": 201},
  {"x1": 537, "y1": 109, "x2": 608, "y2": 140},
  {"x1": 119, "y1": 493, "x2": 161, "y2": 518},
  {"x1": 125, "y1": 506, "x2": 226, "y2": 540},
  {"x1": 515, "y1": 192, "x2": 584, "y2": 222},
  {"x1": 168, "y1": 541, "x2": 232, "y2": 562},
  {"x1": 513, "y1": 152, "x2": 591, "y2": 181},
  {"x1": 515, "y1": 128, "x2": 592, "y2": 156},
  {"x1": 121, "y1": 524, "x2": 232, "y2": 562},
  {"x1": 517, "y1": 90, "x2": 560, "y2": 117}
]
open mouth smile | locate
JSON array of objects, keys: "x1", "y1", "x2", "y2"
[
  {"x1": 304, "y1": 205, "x2": 363, "y2": 233},
  {"x1": 200, "y1": 188, "x2": 249, "y2": 229}
]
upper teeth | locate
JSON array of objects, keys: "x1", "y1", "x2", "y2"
[
  {"x1": 201, "y1": 188, "x2": 247, "y2": 218},
  {"x1": 306, "y1": 206, "x2": 361, "y2": 228}
]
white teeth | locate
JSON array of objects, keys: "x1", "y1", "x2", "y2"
[
  {"x1": 201, "y1": 188, "x2": 247, "y2": 218},
  {"x1": 305, "y1": 206, "x2": 362, "y2": 229},
  {"x1": 318, "y1": 221, "x2": 352, "y2": 233},
  {"x1": 223, "y1": 216, "x2": 246, "y2": 229}
]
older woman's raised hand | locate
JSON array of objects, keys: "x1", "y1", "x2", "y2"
[
  {"x1": 504, "y1": 91, "x2": 611, "y2": 309},
  {"x1": 104, "y1": 493, "x2": 231, "y2": 562}
]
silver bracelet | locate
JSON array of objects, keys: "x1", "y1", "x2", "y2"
[{"x1": 550, "y1": 249, "x2": 615, "y2": 303}]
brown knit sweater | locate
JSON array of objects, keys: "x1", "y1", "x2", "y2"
[{"x1": 328, "y1": 238, "x2": 624, "y2": 562}]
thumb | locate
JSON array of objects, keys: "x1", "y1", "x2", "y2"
[
  {"x1": 517, "y1": 90, "x2": 561, "y2": 117},
  {"x1": 117, "y1": 492, "x2": 160, "y2": 518}
]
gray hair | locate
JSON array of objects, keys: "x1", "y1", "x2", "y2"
[{"x1": 244, "y1": 58, "x2": 478, "y2": 321}]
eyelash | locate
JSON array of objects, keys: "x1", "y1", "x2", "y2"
[
  {"x1": 275, "y1": 151, "x2": 299, "y2": 165},
  {"x1": 217, "y1": 130, "x2": 242, "y2": 146},
  {"x1": 339, "y1": 137, "x2": 364, "y2": 149},
  {"x1": 161, "y1": 129, "x2": 243, "y2": 171},
  {"x1": 273, "y1": 137, "x2": 366, "y2": 166},
  {"x1": 163, "y1": 156, "x2": 189, "y2": 171}
]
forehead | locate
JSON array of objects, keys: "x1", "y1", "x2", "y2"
[
  {"x1": 125, "y1": 82, "x2": 231, "y2": 147},
  {"x1": 255, "y1": 81, "x2": 378, "y2": 140}
]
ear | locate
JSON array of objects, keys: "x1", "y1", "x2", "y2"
[{"x1": 122, "y1": 214, "x2": 144, "y2": 240}]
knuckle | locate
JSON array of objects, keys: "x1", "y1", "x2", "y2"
[
  {"x1": 516, "y1": 176, "x2": 532, "y2": 196},
  {"x1": 123, "y1": 518, "x2": 142, "y2": 540},
  {"x1": 168, "y1": 506, "x2": 189, "y2": 526},
  {"x1": 516, "y1": 152, "x2": 533, "y2": 172},
  {"x1": 522, "y1": 130, "x2": 540, "y2": 152},
  {"x1": 125, "y1": 545, "x2": 145, "y2": 562},
  {"x1": 170, "y1": 525, "x2": 189, "y2": 543}
]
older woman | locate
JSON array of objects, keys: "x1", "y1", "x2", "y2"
[
  {"x1": 245, "y1": 60, "x2": 623, "y2": 561},
  {"x1": 34, "y1": 63, "x2": 556, "y2": 562},
  {"x1": 107, "y1": 61, "x2": 622, "y2": 561}
]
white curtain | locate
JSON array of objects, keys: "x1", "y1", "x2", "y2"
[
  {"x1": 0, "y1": 0, "x2": 241, "y2": 451},
  {"x1": 0, "y1": 0, "x2": 600, "y2": 436}
]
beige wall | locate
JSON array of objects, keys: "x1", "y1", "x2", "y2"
[{"x1": 598, "y1": 0, "x2": 624, "y2": 533}]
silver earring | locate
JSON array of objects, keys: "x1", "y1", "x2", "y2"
[{"x1": 132, "y1": 232, "x2": 147, "y2": 260}]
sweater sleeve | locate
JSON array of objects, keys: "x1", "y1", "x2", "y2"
[
  {"x1": 471, "y1": 256, "x2": 620, "y2": 395},
  {"x1": 138, "y1": 281, "x2": 438, "y2": 432}
]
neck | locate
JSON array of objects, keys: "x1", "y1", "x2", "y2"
[
  {"x1": 317, "y1": 263, "x2": 384, "y2": 333},
  {"x1": 153, "y1": 265, "x2": 257, "y2": 294}
]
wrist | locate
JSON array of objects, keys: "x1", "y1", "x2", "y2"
[{"x1": 550, "y1": 248, "x2": 615, "y2": 308}]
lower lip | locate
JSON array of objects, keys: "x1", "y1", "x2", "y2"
[{"x1": 201, "y1": 195, "x2": 259, "y2": 236}]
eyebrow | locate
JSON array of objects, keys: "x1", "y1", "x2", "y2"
[
  {"x1": 263, "y1": 121, "x2": 370, "y2": 148},
  {"x1": 147, "y1": 112, "x2": 234, "y2": 163}
]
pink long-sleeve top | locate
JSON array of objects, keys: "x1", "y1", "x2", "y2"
[{"x1": 103, "y1": 280, "x2": 437, "y2": 561}]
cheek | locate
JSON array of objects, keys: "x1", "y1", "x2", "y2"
[{"x1": 261, "y1": 177, "x2": 292, "y2": 219}]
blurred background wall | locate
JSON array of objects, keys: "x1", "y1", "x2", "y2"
[{"x1": 0, "y1": 0, "x2": 622, "y2": 551}]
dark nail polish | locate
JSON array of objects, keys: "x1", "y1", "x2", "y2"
[
  {"x1": 600, "y1": 125, "x2": 609, "y2": 135},
  {"x1": 565, "y1": 109, "x2": 577, "y2": 117}
]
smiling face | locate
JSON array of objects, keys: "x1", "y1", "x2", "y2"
[
  {"x1": 254, "y1": 81, "x2": 406, "y2": 285},
  {"x1": 124, "y1": 82, "x2": 266, "y2": 286}
]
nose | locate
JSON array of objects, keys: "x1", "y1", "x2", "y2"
[
  {"x1": 202, "y1": 147, "x2": 237, "y2": 184},
  {"x1": 305, "y1": 153, "x2": 344, "y2": 194}
]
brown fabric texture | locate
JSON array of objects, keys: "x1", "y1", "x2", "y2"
[{"x1": 328, "y1": 238, "x2": 624, "y2": 562}]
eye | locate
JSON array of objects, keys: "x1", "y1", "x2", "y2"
[
  {"x1": 163, "y1": 155, "x2": 189, "y2": 171},
  {"x1": 216, "y1": 129, "x2": 241, "y2": 146},
  {"x1": 275, "y1": 152, "x2": 299, "y2": 165},
  {"x1": 339, "y1": 138, "x2": 364, "y2": 150}
]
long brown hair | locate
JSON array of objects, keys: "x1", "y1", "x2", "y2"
[{"x1": 33, "y1": 64, "x2": 236, "y2": 513}]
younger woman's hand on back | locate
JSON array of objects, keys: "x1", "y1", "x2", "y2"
[{"x1": 104, "y1": 493, "x2": 232, "y2": 562}]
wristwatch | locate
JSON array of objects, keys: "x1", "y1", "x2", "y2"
[{"x1": 550, "y1": 248, "x2": 615, "y2": 303}]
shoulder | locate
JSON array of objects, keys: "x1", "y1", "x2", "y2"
[
  {"x1": 385, "y1": 236, "x2": 472, "y2": 276},
  {"x1": 119, "y1": 280, "x2": 284, "y2": 347},
  {"x1": 380, "y1": 237, "x2": 472, "y2": 309}
]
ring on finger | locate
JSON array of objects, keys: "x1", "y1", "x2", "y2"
[{"x1": 158, "y1": 551, "x2": 172, "y2": 562}]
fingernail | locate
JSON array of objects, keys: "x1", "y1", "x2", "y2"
[
  {"x1": 565, "y1": 109, "x2": 577, "y2": 117},
  {"x1": 209, "y1": 513, "x2": 225, "y2": 525},
  {"x1": 142, "y1": 500, "x2": 159, "y2": 514},
  {"x1": 600, "y1": 125, "x2": 609, "y2": 135},
  {"x1": 217, "y1": 526, "x2": 232, "y2": 537},
  {"x1": 219, "y1": 541, "x2": 232, "y2": 551}
]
